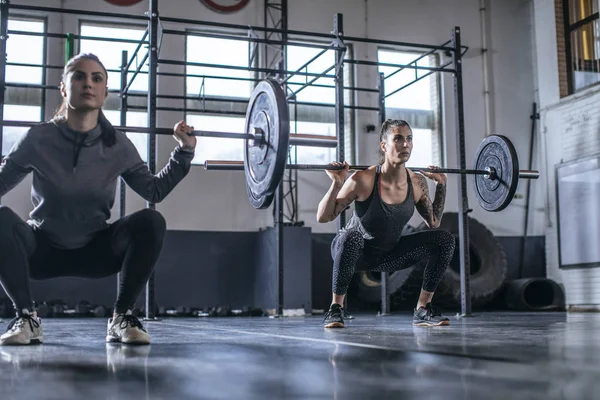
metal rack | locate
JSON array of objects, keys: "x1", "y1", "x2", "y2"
[{"x1": 0, "y1": 0, "x2": 472, "y2": 317}]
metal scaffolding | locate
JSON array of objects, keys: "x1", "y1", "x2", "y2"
[{"x1": 0, "y1": 0, "x2": 473, "y2": 317}]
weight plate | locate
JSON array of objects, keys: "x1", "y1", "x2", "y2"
[
  {"x1": 246, "y1": 183, "x2": 275, "y2": 210},
  {"x1": 244, "y1": 79, "x2": 290, "y2": 208},
  {"x1": 472, "y1": 135, "x2": 519, "y2": 212}
]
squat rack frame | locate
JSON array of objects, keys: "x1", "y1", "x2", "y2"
[{"x1": 0, "y1": 0, "x2": 473, "y2": 318}]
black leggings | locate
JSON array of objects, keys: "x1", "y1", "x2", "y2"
[
  {"x1": 0, "y1": 206, "x2": 166, "y2": 315},
  {"x1": 331, "y1": 229, "x2": 455, "y2": 295}
]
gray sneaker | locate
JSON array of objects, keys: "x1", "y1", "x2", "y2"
[
  {"x1": 106, "y1": 310, "x2": 151, "y2": 345},
  {"x1": 412, "y1": 303, "x2": 450, "y2": 327},
  {"x1": 0, "y1": 310, "x2": 43, "y2": 345}
]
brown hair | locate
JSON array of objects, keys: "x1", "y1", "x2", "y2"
[
  {"x1": 53, "y1": 53, "x2": 116, "y2": 147},
  {"x1": 378, "y1": 119, "x2": 412, "y2": 164}
]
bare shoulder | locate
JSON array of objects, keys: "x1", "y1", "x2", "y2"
[
  {"x1": 350, "y1": 165, "x2": 377, "y2": 201},
  {"x1": 407, "y1": 168, "x2": 428, "y2": 200}
]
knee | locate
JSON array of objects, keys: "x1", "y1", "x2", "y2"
[
  {"x1": 132, "y1": 209, "x2": 167, "y2": 239},
  {"x1": 0, "y1": 206, "x2": 19, "y2": 224},
  {"x1": 0, "y1": 206, "x2": 21, "y2": 235},
  {"x1": 337, "y1": 230, "x2": 365, "y2": 252},
  {"x1": 434, "y1": 230, "x2": 456, "y2": 252}
]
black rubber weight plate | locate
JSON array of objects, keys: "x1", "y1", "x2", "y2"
[
  {"x1": 244, "y1": 79, "x2": 290, "y2": 208},
  {"x1": 472, "y1": 135, "x2": 519, "y2": 212}
]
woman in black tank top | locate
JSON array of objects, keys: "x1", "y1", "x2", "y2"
[{"x1": 317, "y1": 119, "x2": 455, "y2": 328}]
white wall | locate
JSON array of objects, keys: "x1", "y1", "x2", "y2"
[
  {"x1": 2, "y1": 0, "x2": 540, "y2": 238},
  {"x1": 533, "y1": 0, "x2": 600, "y2": 308}
]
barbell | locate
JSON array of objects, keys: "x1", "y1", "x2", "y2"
[
  {"x1": 202, "y1": 78, "x2": 539, "y2": 212},
  {"x1": 0, "y1": 78, "x2": 539, "y2": 212}
]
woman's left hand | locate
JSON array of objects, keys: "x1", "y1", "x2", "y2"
[
  {"x1": 173, "y1": 120, "x2": 196, "y2": 151},
  {"x1": 420, "y1": 165, "x2": 446, "y2": 185}
]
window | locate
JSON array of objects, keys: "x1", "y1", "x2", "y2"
[
  {"x1": 2, "y1": 105, "x2": 42, "y2": 156},
  {"x1": 561, "y1": 0, "x2": 600, "y2": 94},
  {"x1": 378, "y1": 49, "x2": 441, "y2": 168},
  {"x1": 79, "y1": 22, "x2": 148, "y2": 92},
  {"x1": 103, "y1": 110, "x2": 148, "y2": 162},
  {"x1": 6, "y1": 19, "x2": 44, "y2": 84},
  {"x1": 186, "y1": 34, "x2": 251, "y2": 98},
  {"x1": 2, "y1": 17, "x2": 45, "y2": 155}
]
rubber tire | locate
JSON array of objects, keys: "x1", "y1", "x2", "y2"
[
  {"x1": 419, "y1": 212, "x2": 508, "y2": 309},
  {"x1": 355, "y1": 224, "x2": 428, "y2": 304}
]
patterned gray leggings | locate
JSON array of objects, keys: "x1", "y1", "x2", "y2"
[{"x1": 330, "y1": 229, "x2": 456, "y2": 295}]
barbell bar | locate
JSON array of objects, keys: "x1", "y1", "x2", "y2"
[
  {"x1": 205, "y1": 160, "x2": 540, "y2": 180},
  {"x1": 0, "y1": 120, "x2": 338, "y2": 149},
  {"x1": 0, "y1": 78, "x2": 540, "y2": 212}
]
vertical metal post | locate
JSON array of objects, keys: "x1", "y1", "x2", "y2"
[
  {"x1": 452, "y1": 27, "x2": 471, "y2": 317},
  {"x1": 117, "y1": 50, "x2": 128, "y2": 298},
  {"x1": 273, "y1": 0, "x2": 287, "y2": 317},
  {"x1": 145, "y1": 0, "x2": 159, "y2": 321},
  {"x1": 0, "y1": 0, "x2": 9, "y2": 170},
  {"x1": 378, "y1": 72, "x2": 390, "y2": 316},
  {"x1": 333, "y1": 13, "x2": 345, "y2": 229}
]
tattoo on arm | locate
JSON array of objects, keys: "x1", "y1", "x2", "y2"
[
  {"x1": 414, "y1": 175, "x2": 446, "y2": 227},
  {"x1": 331, "y1": 199, "x2": 351, "y2": 220},
  {"x1": 432, "y1": 183, "x2": 446, "y2": 222}
]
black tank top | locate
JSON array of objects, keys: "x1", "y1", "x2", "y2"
[{"x1": 346, "y1": 165, "x2": 415, "y2": 254}]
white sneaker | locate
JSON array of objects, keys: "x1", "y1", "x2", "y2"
[
  {"x1": 106, "y1": 310, "x2": 150, "y2": 345},
  {"x1": 0, "y1": 310, "x2": 43, "y2": 346}
]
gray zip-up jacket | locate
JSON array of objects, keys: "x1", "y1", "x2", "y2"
[{"x1": 0, "y1": 120, "x2": 195, "y2": 249}]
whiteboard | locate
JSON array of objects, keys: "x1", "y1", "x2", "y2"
[{"x1": 556, "y1": 155, "x2": 600, "y2": 269}]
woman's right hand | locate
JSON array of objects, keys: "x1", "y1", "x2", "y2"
[{"x1": 325, "y1": 161, "x2": 350, "y2": 184}]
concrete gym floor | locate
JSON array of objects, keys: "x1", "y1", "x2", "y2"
[{"x1": 0, "y1": 311, "x2": 597, "y2": 400}]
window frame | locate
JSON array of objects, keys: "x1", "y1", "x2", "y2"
[
  {"x1": 376, "y1": 47, "x2": 443, "y2": 168},
  {"x1": 562, "y1": 0, "x2": 600, "y2": 94},
  {"x1": 2, "y1": 15, "x2": 47, "y2": 156}
]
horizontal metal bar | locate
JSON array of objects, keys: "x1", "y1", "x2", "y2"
[
  {"x1": 159, "y1": 15, "x2": 458, "y2": 52},
  {"x1": 4, "y1": 82, "x2": 57, "y2": 90},
  {"x1": 164, "y1": 28, "x2": 338, "y2": 51},
  {"x1": 159, "y1": 58, "x2": 336, "y2": 79},
  {"x1": 0, "y1": 121, "x2": 337, "y2": 148},
  {"x1": 7, "y1": 30, "x2": 149, "y2": 45},
  {"x1": 127, "y1": 105, "x2": 247, "y2": 115},
  {"x1": 10, "y1": 4, "x2": 463, "y2": 54},
  {"x1": 518, "y1": 170, "x2": 540, "y2": 179},
  {"x1": 2, "y1": 64, "x2": 377, "y2": 93},
  {"x1": 9, "y1": 4, "x2": 148, "y2": 21},
  {"x1": 288, "y1": 134, "x2": 338, "y2": 148},
  {"x1": 346, "y1": 58, "x2": 455, "y2": 74},
  {"x1": 204, "y1": 161, "x2": 540, "y2": 179}
]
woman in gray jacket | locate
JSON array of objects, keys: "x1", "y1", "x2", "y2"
[{"x1": 0, "y1": 53, "x2": 196, "y2": 345}]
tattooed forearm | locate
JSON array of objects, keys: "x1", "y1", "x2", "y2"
[
  {"x1": 432, "y1": 183, "x2": 446, "y2": 222},
  {"x1": 414, "y1": 175, "x2": 446, "y2": 228}
]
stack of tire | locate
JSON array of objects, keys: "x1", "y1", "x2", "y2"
[{"x1": 356, "y1": 212, "x2": 507, "y2": 310}]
